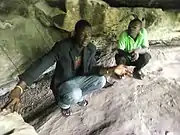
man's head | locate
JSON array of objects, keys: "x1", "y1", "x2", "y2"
[
  {"x1": 74, "y1": 20, "x2": 92, "y2": 47},
  {"x1": 128, "y1": 18, "x2": 142, "y2": 39}
]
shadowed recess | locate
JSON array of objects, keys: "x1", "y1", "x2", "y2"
[
  {"x1": 46, "y1": 0, "x2": 67, "y2": 12},
  {"x1": 103, "y1": 0, "x2": 180, "y2": 9}
]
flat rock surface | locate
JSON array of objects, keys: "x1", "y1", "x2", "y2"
[{"x1": 1, "y1": 46, "x2": 180, "y2": 135}]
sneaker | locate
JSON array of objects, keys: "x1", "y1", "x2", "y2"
[
  {"x1": 133, "y1": 70, "x2": 144, "y2": 80},
  {"x1": 77, "y1": 99, "x2": 88, "y2": 107},
  {"x1": 61, "y1": 107, "x2": 72, "y2": 117}
]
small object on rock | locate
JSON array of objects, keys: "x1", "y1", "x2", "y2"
[
  {"x1": 133, "y1": 70, "x2": 144, "y2": 80},
  {"x1": 103, "y1": 81, "x2": 115, "y2": 88},
  {"x1": 77, "y1": 100, "x2": 88, "y2": 107},
  {"x1": 61, "y1": 107, "x2": 72, "y2": 117},
  {"x1": 30, "y1": 83, "x2": 36, "y2": 89},
  {"x1": 165, "y1": 131, "x2": 174, "y2": 135}
]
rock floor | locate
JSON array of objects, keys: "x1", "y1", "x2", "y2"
[{"x1": 1, "y1": 45, "x2": 180, "y2": 135}]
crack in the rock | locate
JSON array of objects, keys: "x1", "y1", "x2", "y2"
[
  {"x1": 87, "y1": 120, "x2": 116, "y2": 135},
  {"x1": 2, "y1": 129, "x2": 15, "y2": 135}
]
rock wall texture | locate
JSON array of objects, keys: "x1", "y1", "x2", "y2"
[{"x1": 0, "y1": 0, "x2": 180, "y2": 87}]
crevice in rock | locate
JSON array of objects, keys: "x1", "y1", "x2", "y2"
[
  {"x1": 46, "y1": 0, "x2": 66, "y2": 12},
  {"x1": 3, "y1": 129, "x2": 15, "y2": 135},
  {"x1": 25, "y1": 102, "x2": 58, "y2": 129},
  {"x1": 87, "y1": 120, "x2": 116, "y2": 135}
]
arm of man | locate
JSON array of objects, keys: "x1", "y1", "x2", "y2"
[
  {"x1": 2, "y1": 41, "x2": 64, "y2": 112},
  {"x1": 118, "y1": 31, "x2": 126, "y2": 50},
  {"x1": 135, "y1": 47, "x2": 149, "y2": 54},
  {"x1": 88, "y1": 45, "x2": 131, "y2": 77},
  {"x1": 19, "y1": 41, "x2": 62, "y2": 86},
  {"x1": 135, "y1": 28, "x2": 149, "y2": 54}
]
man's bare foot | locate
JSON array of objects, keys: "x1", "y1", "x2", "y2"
[
  {"x1": 61, "y1": 107, "x2": 72, "y2": 117},
  {"x1": 77, "y1": 100, "x2": 88, "y2": 107}
]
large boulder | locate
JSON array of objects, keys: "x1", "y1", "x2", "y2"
[
  {"x1": 35, "y1": 1, "x2": 65, "y2": 27},
  {"x1": 0, "y1": 10, "x2": 67, "y2": 88}
]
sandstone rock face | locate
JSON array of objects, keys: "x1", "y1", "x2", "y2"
[
  {"x1": 0, "y1": 0, "x2": 67, "y2": 87},
  {"x1": 0, "y1": 0, "x2": 180, "y2": 88},
  {"x1": 0, "y1": 15, "x2": 65, "y2": 86},
  {"x1": 35, "y1": 1, "x2": 65, "y2": 27}
]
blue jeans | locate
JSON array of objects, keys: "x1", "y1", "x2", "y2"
[{"x1": 56, "y1": 75, "x2": 106, "y2": 109}]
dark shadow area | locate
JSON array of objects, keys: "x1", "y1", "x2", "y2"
[
  {"x1": 144, "y1": 13, "x2": 157, "y2": 28},
  {"x1": 3, "y1": 129, "x2": 15, "y2": 135},
  {"x1": 24, "y1": 102, "x2": 58, "y2": 129},
  {"x1": 53, "y1": 14, "x2": 66, "y2": 28},
  {"x1": 103, "y1": 0, "x2": 180, "y2": 10},
  {"x1": 46, "y1": 0, "x2": 67, "y2": 13},
  {"x1": 87, "y1": 120, "x2": 116, "y2": 135}
]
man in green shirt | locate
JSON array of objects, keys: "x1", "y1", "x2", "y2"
[{"x1": 115, "y1": 18, "x2": 151, "y2": 79}]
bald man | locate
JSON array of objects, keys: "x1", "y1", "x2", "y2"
[{"x1": 115, "y1": 18, "x2": 151, "y2": 79}]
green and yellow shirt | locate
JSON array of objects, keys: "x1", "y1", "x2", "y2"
[{"x1": 118, "y1": 28, "x2": 149, "y2": 52}]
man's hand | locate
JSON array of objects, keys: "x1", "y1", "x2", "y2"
[
  {"x1": 99, "y1": 65, "x2": 132, "y2": 78},
  {"x1": 114, "y1": 64, "x2": 132, "y2": 77},
  {"x1": 1, "y1": 88, "x2": 22, "y2": 113},
  {"x1": 1, "y1": 81, "x2": 26, "y2": 113},
  {"x1": 131, "y1": 48, "x2": 149, "y2": 55},
  {"x1": 131, "y1": 51, "x2": 139, "y2": 62}
]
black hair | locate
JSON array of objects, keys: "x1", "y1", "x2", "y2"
[
  {"x1": 75, "y1": 20, "x2": 92, "y2": 33},
  {"x1": 129, "y1": 18, "x2": 142, "y2": 27}
]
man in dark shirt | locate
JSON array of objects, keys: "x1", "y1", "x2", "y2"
[{"x1": 2, "y1": 20, "x2": 131, "y2": 117}]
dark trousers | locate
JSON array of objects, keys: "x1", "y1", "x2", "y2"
[{"x1": 115, "y1": 49, "x2": 151, "y2": 71}]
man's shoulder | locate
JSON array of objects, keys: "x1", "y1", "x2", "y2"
[
  {"x1": 140, "y1": 28, "x2": 148, "y2": 35},
  {"x1": 119, "y1": 30, "x2": 128, "y2": 38}
]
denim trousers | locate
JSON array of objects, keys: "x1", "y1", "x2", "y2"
[{"x1": 56, "y1": 75, "x2": 106, "y2": 109}]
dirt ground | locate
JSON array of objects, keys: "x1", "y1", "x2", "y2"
[{"x1": 1, "y1": 45, "x2": 180, "y2": 135}]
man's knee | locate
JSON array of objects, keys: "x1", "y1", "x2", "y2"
[
  {"x1": 143, "y1": 53, "x2": 151, "y2": 63},
  {"x1": 115, "y1": 54, "x2": 127, "y2": 65},
  {"x1": 97, "y1": 76, "x2": 106, "y2": 89},
  {"x1": 58, "y1": 81, "x2": 82, "y2": 105},
  {"x1": 61, "y1": 88, "x2": 82, "y2": 105},
  {"x1": 91, "y1": 76, "x2": 106, "y2": 89}
]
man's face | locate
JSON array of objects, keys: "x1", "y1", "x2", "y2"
[
  {"x1": 128, "y1": 22, "x2": 141, "y2": 38},
  {"x1": 76, "y1": 26, "x2": 92, "y2": 47}
]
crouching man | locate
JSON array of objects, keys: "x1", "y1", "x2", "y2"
[
  {"x1": 2, "y1": 20, "x2": 131, "y2": 117},
  {"x1": 115, "y1": 18, "x2": 151, "y2": 79}
]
